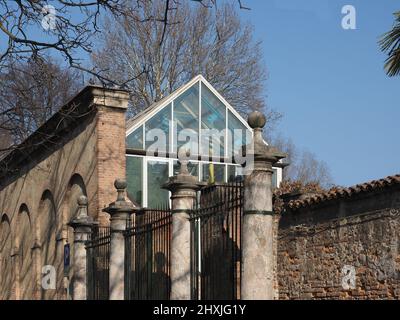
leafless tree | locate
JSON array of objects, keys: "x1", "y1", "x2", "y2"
[
  {"x1": 91, "y1": 1, "x2": 280, "y2": 122},
  {"x1": 0, "y1": 56, "x2": 82, "y2": 150},
  {"x1": 0, "y1": 0, "x2": 251, "y2": 82},
  {"x1": 271, "y1": 134, "x2": 334, "y2": 189}
]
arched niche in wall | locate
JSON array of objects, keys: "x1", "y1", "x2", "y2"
[
  {"x1": 0, "y1": 214, "x2": 12, "y2": 299},
  {"x1": 37, "y1": 190, "x2": 57, "y2": 300},
  {"x1": 60, "y1": 173, "x2": 87, "y2": 299},
  {"x1": 17, "y1": 204, "x2": 34, "y2": 299}
]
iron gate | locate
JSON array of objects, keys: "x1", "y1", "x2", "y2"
[
  {"x1": 124, "y1": 206, "x2": 172, "y2": 300},
  {"x1": 86, "y1": 226, "x2": 111, "y2": 300},
  {"x1": 190, "y1": 180, "x2": 243, "y2": 300}
]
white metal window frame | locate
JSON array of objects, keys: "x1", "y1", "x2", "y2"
[
  {"x1": 125, "y1": 75, "x2": 253, "y2": 154},
  {"x1": 128, "y1": 154, "x2": 275, "y2": 207},
  {"x1": 127, "y1": 154, "x2": 201, "y2": 207}
]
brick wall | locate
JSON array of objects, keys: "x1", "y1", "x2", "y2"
[
  {"x1": 0, "y1": 86, "x2": 129, "y2": 299},
  {"x1": 278, "y1": 187, "x2": 400, "y2": 299},
  {"x1": 96, "y1": 106, "x2": 127, "y2": 225}
]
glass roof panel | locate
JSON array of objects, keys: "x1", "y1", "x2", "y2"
[
  {"x1": 228, "y1": 110, "x2": 251, "y2": 158},
  {"x1": 127, "y1": 125, "x2": 143, "y2": 149},
  {"x1": 200, "y1": 83, "x2": 225, "y2": 158},
  {"x1": 145, "y1": 103, "x2": 171, "y2": 153},
  {"x1": 173, "y1": 83, "x2": 199, "y2": 155},
  {"x1": 201, "y1": 83, "x2": 226, "y2": 130}
]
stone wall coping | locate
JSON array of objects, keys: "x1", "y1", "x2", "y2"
[{"x1": 284, "y1": 174, "x2": 400, "y2": 213}]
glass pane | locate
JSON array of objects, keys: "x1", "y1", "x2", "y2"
[
  {"x1": 126, "y1": 156, "x2": 143, "y2": 206},
  {"x1": 200, "y1": 83, "x2": 225, "y2": 157},
  {"x1": 228, "y1": 110, "x2": 251, "y2": 159},
  {"x1": 202, "y1": 163, "x2": 225, "y2": 183},
  {"x1": 227, "y1": 165, "x2": 236, "y2": 182},
  {"x1": 201, "y1": 84, "x2": 226, "y2": 130},
  {"x1": 147, "y1": 161, "x2": 170, "y2": 207},
  {"x1": 126, "y1": 125, "x2": 143, "y2": 149},
  {"x1": 173, "y1": 83, "x2": 199, "y2": 155},
  {"x1": 227, "y1": 165, "x2": 244, "y2": 182},
  {"x1": 173, "y1": 160, "x2": 199, "y2": 178},
  {"x1": 145, "y1": 104, "x2": 171, "y2": 153}
]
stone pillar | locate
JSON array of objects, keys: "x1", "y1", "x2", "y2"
[
  {"x1": 241, "y1": 111, "x2": 286, "y2": 300},
  {"x1": 68, "y1": 195, "x2": 96, "y2": 300},
  {"x1": 103, "y1": 179, "x2": 134, "y2": 300},
  {"x1": 163, "y1": 155, "x2": 201, "y2": 300}
]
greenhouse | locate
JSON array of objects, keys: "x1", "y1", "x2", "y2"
[{"x1": 125, "y1": 75, "x2": 282, "y2": 207}]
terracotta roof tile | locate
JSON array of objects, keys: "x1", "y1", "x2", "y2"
[{"x1": 287, "y1": 174, "x2": 400, "y2": 211}]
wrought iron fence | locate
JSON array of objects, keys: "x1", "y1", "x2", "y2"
[
  {"x1": 124, "y1": 205, "x2": 172, "y2": 300},
  {"x1": 190, "y1": 180, "x2": 243, "y2": 300},
  {"x1": 86, "y1": 226, "x2": 111, "y2": 300}
]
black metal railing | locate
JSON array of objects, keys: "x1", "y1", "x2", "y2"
[
  {"x1": 190, "y1": 180, "x2": 243, "y2": 300},
  {"x1": 86, "y1": 226, "x2": 111, "y2": 300},
  {"x1": 124, "y1": 206, "x2": 172, "y2": 300}
]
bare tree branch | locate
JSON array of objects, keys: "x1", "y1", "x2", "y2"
[
  {"x1": 0, "y1": 56, "x2": 82, "y2": 149},
  {"x1": 271, "y1": 134, "x2": 334, "y2": 189},
  {"x1": 92, "y1": 1, "x2": 272, "y2": 121},
  {"x1": 0, "y1": 0, "x2": 251, "y2": 81}
]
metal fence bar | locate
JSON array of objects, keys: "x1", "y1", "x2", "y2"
[
  {"x1": 124, "y1": 205, "x2": 172, "y2": 300},
  {"x1": 86, "y1": 226, "x2": 111, "y2": 300},
  {"x1": 190, "y1": 180, "x2": 243, "y2": 300}
]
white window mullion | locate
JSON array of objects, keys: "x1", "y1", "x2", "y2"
[
  {"x1": 168, "y1": 158, "x2": 173, "y2": 177},
  {"x1": 199, "y1": 161, "x2": 203, "y2": 182},
  {"x1": 143, "y1": 157, "x2": 148, "y2": 207},
  {"x1": 225, "y1": 105, "x2": 228, "y2": 162},
  {"x1": 169, "y1": 158, "x2": 173, "y2": 208},
  {"x1": 142, "y1": 123, "x2": 146, "y2": 150},
  {"x1": 199, "y1": 80, "x2": 202, "y2": 157},
  {"x1": 171, "y1": 100, "x2": 174, "y2": 155}
]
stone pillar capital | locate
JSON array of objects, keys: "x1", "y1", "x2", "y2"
[
  {"x1": 163, "y1": 174, "x2": 202, "y2": 197},
  {"x1": 163, "y1": 158, "x2": 203, "y2": 211},
  {"x1": 243, "y1": 111, "x2": 286, "y2": 172},
  {"x1": 68, "y1": 195, "x2": 97, "y2": 237},
  {"x1": 103, "y1": 179, "x2": 135, "y2": 229}
]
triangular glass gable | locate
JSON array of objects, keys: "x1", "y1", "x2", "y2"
[{"x1": 126, "y1": 77, "x2": 251, "y2": 161}]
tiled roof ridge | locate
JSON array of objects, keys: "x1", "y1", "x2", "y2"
[{"x1": 287, "y1": 174, "x2": 400, "y2": 211}]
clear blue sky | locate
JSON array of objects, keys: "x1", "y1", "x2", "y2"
[{"x1": 239, "y1": 0, "x2": 400, "y2": 187}]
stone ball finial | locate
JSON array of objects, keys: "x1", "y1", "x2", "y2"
[
  {"x1": 177, "y1": 148, "x2": 190, "y2": 175},
  {"x1": 247, "y1": 111, "x2": 266, "y2": 129},
  {"x1": 114, "y1": 178, "x2": 127, "y2": 190},
  {"x1": 178, "y1": 147, "x2": 190, "y2": 159},
  {"x1": 77, "y1": 195, "x2": 88, "y2": 206}
]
